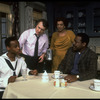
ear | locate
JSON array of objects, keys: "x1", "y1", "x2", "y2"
[
  {"x1": 82, "y1": 42, "x2": 86, "y2": 47},
  {"x1": 6, "y1": 46, "x2": 10, "y2": 51}
]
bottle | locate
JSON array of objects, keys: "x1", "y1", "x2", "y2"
[
  {"x1": 42, "y1": 70, "x2": 49, "y2": 82},
  {"x1": 60, "y1": 79, "x2": 67, "y2": 88},
  {"x1": 46, "y1": 49, "x2": 52, "y2": 60},
  {"x1": 54, "y1": 78, "x2": 60, "y2": 87}
]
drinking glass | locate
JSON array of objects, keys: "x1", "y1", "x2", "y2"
[{"x1": 21, "y1": 68, "x2": 27, "y2": 81}]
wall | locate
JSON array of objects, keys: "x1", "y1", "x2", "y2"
[
  {"x1": 89, "y1": 38, "x2": 100, "y2": 71},
  {"x1": 89, "y1": 38, "x2": 100, "y2": 46},
  {"x1": 19, "y1": 2, "x2": 47, "y2": 35},
  {"x1": 89, "y1": 38, "x2": 100, "y2": 52}
]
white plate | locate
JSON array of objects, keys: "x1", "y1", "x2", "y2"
[
  {"x1": 51, "y1": 74, "x2": 64, "y2": 79},
  {"x1": 89, "y1": 85, "x2": 100, "y2": 92}
]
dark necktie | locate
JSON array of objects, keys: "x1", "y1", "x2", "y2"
[{"x1": 34, "y1": 34, "x2": 39, "y2": 58}]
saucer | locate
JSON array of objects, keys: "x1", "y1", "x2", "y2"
[
  {"x1": 51, "y1": 74, "x2": 64, "y2": 79},
  {"x1": 89, "y1": 85, "x2": 100, "y2": 92}
]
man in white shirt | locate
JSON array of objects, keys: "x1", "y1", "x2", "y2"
[
  {"x1": 18, "y1": 19, "x2": 49, "y2": 73},
  {"x1": 0, "y1": 36, "x2": 38, "y2": 99}
]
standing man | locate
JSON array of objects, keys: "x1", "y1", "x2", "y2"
[
  {"x1": 18, "y1": 19, "x2": 49, "y2": 73},
  {"x1": 58, "y1": 33, "x2": 97, "y2": 83}
]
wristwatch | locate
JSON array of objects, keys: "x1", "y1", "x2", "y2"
[{"x1": 76, "y1": 75, "x2": 79, "y2": 79}]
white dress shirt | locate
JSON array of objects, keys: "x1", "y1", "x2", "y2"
[
  {"x1": 18, "y1": 28, "x2": 49, "y2": 56},
  {"x1": 0, "y1": 53, "x2": 30, "y2": 91}
]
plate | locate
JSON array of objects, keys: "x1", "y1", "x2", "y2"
[
  {"x1": 89, "y1": 85, "x2": 100, "y2": 92},
  {"x1": 51, "y1": 74, "x2": 64, "y2": 79}
]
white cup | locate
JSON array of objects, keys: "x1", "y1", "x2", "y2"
[
  {"x1": 94, "y1": 79, "x2": 100, "y2": 91},
  {"x1": 54, "y1": 70, "x2": 60, "y2": 79}
]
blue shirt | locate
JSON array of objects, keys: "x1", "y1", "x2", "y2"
[{"x1": 71, "y1": 52, "x2": 81, "y2": 75}]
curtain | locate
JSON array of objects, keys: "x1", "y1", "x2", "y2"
[
  {"x1": 12, "y1": 2, "x2": 20, "y2": 39},
  {"x1": 25, "y1": 6, "x2": 33, "y2": 30}
]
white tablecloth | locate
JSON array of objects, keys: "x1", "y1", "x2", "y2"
[{"x1": 2, "y1": 73, "x2": 100, "y2": 99}]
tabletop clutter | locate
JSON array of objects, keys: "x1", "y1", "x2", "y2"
[{"x1": 42, "y1": 70, "x2": 67, "y2": 88}]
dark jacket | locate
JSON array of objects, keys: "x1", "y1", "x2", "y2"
[{"x1": 58, "y1": 47, "x2": 98, "y2": 81}]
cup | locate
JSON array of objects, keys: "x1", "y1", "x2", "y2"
[
  {"x1": 54, "y1": 70, "x2": 60, "y2": 79},
  {"x1": 94, "y1": 79, "x2": 100, "y2": 91}
]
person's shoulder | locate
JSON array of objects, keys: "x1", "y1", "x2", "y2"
[
  {"x1": 17, "y1": 56, "x2": 25, "y2": 62},
  {"x1": 87, "y1": 48, "x2": 98, "y2": 57},
  {"x1": 0, "y1": 53, "x2": 7, "y2": 61},
  {"x1": 52, "y1": 32, "x2": 58, "y2": 37},
  {"x1": 67, "y1": 47, "x2": 73, "y2": 52},
  {"x1": 66, "y1": 30, "x2": 75, "y2": 34},
  {"x1": 23, "y1": 28, "x2": 34, "y2": 33},
  {"x1": 66, "y1": 30, "x2": 76, "y2": 38},
  {"x1": 42, "y1": 33, "x2": 48, "y2": 38},
  {"x1": 66, "y1": 30, "x2": 73, "y2": 32}
]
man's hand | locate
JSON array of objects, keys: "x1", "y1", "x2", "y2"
[
  {"x1": 29, "y1": 69, "x2": 38, "y2": 76},
  {"x1": 38, "y1": 53, "x2": 45, "y2": 63},
  {"x1": 8, "y1": 76, "x2": 17, "y2": 83},
  {"x1": 64, "y1": 74, "x2": 78, "y2": 83}
]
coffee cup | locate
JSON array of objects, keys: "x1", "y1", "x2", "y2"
[
  {"x1": 94, "y1": 79, "x2": 100, "y2": 91},
  {"x1": 54, "y1": 70, "x2": 60, "y2": 79}
]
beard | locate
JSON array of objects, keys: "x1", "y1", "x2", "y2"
[{"x1": 72, "y1": 46, "x2": 81, "y2": 52}]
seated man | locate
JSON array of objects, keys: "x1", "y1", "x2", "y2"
[
  {"x1": 58, "y1": 33, "x2": 98, "y2": 83},
  {"x1": 0, "y1": 36, "x2": 38, "y2": 99}
]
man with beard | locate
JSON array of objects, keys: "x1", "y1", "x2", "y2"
[{"x1": 58, "y1": 33, "x2": 97, "y2": 83}]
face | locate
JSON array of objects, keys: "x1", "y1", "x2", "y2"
[
  {"x1": 7, "y1": 40, "x2": 20, "y2": 55},
  {"x1": 35, "y1": 21, "x2": 46, "y2": 35},
  {"x1": 57, "y1": 21, "x2": 65, "y2": 32},
  {"x1": 73, "y1": 36, "x2": 86, "y2": 52}
]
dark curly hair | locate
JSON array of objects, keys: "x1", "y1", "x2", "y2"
[
  {"x1": 77, "y1": 33, "x2": 89, "y2": 46},
  {"x1": 55, "y1": 17, "x2": 68, "y2": 28},
  {"x1": 5, "y1": 36, "x2": 17, "y2": 47}
]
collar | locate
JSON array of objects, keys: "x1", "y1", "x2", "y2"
[{"x1": 4, "y1": 52, "x2": 18, "y2": 61}]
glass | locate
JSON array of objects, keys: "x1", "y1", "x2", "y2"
[{"x1": 21, "y1": 68, "x2": 27, "y2": 81}]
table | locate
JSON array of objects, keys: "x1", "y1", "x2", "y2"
[{"x1": 2, "y1": 73, "x2": 100, "y2": 99}]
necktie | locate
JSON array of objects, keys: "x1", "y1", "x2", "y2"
[{"x1": 34, "y1": 34, "x2": 39, "y2": 58}]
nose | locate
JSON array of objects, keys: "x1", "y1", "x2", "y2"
[
  {"x1": 73, "y1": 41, "x2": 75, "y2": 45},
  {"x1": 38, "y1": 28, "x2": 41, "y2": 32},
  {"x1": 57, "y1": 25, "x2": 60, "y2": 28},
  {"x1": 17, "y1": 46, "x2": 20, "y2": 50}
]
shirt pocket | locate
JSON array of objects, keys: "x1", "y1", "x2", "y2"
[{"x1": 26, "y1": 37, "x2": 36, "y2": 48}]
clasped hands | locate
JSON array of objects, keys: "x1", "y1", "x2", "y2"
[{"x1": 29, "y1": 69, "x2": 38, "y2": 76}]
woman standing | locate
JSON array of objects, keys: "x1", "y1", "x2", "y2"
[{"x1": 50, "y1": 17, "x2": 75, "y2": 72}]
